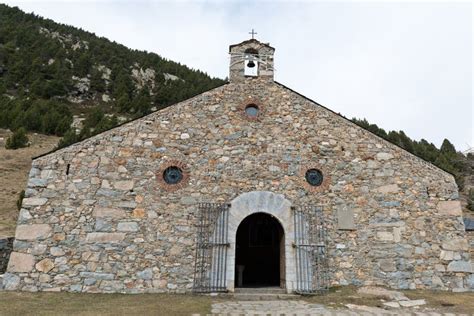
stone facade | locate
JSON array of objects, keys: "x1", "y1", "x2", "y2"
[{"x1": 4, "y1": 39, "x2": 472, "y2": 293}]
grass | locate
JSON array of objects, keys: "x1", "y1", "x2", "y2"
[
  {"x1": 0, "y1": 129, "x2": 59, "y2": 237},
  {"x1": 0, "y1": 292, "x2": 212, "y2": 316},
  {"x1": 303, "y1": 286, "x2": 382, "y2": 308},
  {"x1": 0, "y1": 287, "x2": 473, "y2": 315},
  {"x1": 304, "y1": 286, "x2": 474, "y2": 314},
  {"x1": 405, "y1": 289, "x2": 474, "y2": 314}
]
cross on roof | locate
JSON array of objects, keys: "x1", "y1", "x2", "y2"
[{"x1": 249, "y1": 29, "x2": 257, "y2": 39}]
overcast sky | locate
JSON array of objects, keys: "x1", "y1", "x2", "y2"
[{"x1": 3, "y1": 1, "x2": 473, "y2": 151}]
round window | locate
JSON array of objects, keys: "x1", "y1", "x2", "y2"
[
  {"x1": 305, "y1": 168, "x2": 323, "y2": 186},
  {"x1": 163, "y1": 166, "x2": 183, "y2": 185},
  {"x1": 245, "y1": 104, "x2": 259, "y2": 118}
]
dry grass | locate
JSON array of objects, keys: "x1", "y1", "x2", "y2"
[
  {"x1": 405, "y1": 289, "x2": 474, "y2": 314},
  {"x1": 0, "y1": 292, "x2": 212, "y2": 316},
  {"x1": 303, "y1": 286, "x2": 386, "y2": 308},
  {"x1": 304, "y1": 286, "x2": 474, "y2": 314},
  {"x1": 0, "y1": 288, "x2": 473, "y2": 315},
  {"x1": 0, "y1": 129, "x2": 59, "y2": 237}
]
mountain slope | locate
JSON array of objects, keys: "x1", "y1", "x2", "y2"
[{"x1": 0, "y1": 4, "x2": 225, "y2": 138}]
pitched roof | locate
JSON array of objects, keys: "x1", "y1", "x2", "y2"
[
  {"x1": 33, "y1": 82, "x2": 229, "y2": 160},
  {"x1": 274, "y1": 81, "x2": 455, "y2": 177},
  {"x1": 33, "y1": 80, "x2": 455, "y2": 178}
]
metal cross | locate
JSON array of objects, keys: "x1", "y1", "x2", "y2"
[{"x1": 249, "y1": 29, "x2": 257, "y2": 39}]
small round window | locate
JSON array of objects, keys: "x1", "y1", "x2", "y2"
[
  {"x1": 245, "y1": 104, "x2": 259, "y2": 118},
  {"x1": 305, "y1": 168, "x2": 323, "y2": 186},
  {"x1": 163, "y1": 166, "x2": 183, "y2": 185}
]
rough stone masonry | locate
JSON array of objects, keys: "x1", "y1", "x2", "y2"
[{"x1": 3, "y1": 39, "x2": 473, "y2": 293}]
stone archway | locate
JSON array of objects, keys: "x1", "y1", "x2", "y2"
[{"x1": 225, "y1": 191, "x2": 295, "y2": 293}]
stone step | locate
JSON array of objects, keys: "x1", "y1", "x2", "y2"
[
  {"x1": 236, "y1": 293, "x2": 300, "y2": 300},
  {"x1": 218, "y1": 293, "x2": 300, "y2": 300},
  {"x1": 234, "y1": 287, "x2": 286, "y2": 294}
]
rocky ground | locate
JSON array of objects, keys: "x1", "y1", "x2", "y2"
[{"x1": 0, "y1": 129, "x2": 59, "y2": 237}]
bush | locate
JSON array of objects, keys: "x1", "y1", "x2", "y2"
[
  {"x1": 16, "y1": 190, "x2": 25, "y2": 210},
  {"x1": 468, "y1": 188, "x2": 474, "y2": 212},
  {"x1": 5, "y1": 127, "x2": 29, "y2": 149}
]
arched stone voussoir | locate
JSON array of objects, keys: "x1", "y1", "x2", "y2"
[{"x1": 225, "y1": 191, "x2": 295, "y2": 293}]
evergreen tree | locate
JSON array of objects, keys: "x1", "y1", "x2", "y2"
[
  {"x1": 468, "y1": 189, "x2": 474, "y2": 212},
  {"x1": 5, "y1": 127, "x2": 29, "y2": 149},
  {"x1": 440, "y1": 139, "x2": 456, "y2": 154}
]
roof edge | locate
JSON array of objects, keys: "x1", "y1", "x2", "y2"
[
  {"x1": 32, "y1": 81, "x2": 230, "y2": 160},
  {"x1": 229, "y1": 39, "x2": 275, "y2": 52},
  {"x1": 274, "y1": 81, "x2": 456, "y2": 178}
]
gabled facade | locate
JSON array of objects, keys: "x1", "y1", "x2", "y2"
[{"x1": 3, "y1": 39, "x2": 472, "y2": 293}]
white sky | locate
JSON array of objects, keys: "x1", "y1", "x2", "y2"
[{"x1": 3, "y1": 0, "x2": 473, "y2": 151}]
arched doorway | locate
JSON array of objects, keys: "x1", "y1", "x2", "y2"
[{"x1": 235, "y1": 212, "x2": 285, "y2": 288}]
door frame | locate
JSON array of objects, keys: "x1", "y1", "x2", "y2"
[{"x1": 224, "y1": 191, "x2": 296, "y2": 293}]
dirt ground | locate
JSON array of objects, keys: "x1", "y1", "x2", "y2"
[{"x1": 0, "y1": 129, "x2": 59, "y2": 237}]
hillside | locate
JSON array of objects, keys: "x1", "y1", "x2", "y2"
[
  {"x1": 0, "y1": 4, "x2": 225, "y2": 142},
  {"x1": 0, "y1": 129, "x2": 58, "y2": 237}
]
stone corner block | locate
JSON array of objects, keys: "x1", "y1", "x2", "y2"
[
  {"x1": 442, "y1": 238, "x2": 469, "y2": 251},
  {"x1": 22, "y1": 198, "x2": 48, "y2": 207},
  {"x1": 2, "y1": 273, "x2": 20, "y2": 290},
  {"x1": 437, "y1": 200, "x2": 462, "y2": 216},
  {"x1": 7, "y1": 252, "x2": 35, "y2": 272},
  {"x1": 15, "y1": 224, "x2": 52, "y2": 240}
]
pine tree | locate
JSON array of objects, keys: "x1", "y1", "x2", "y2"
[{"x1": 440, "y1": 139, "x2": 456, "y2": 154}]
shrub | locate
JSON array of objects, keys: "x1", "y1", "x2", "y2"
[
  {"x1": 16, "y1": 190, "x2": 25, "y2": 210},
  {"x1": 5, "y1": 127, "x2": 29, "y2": 149},
  {"x1": 468, "y1": 188, "x2": 474, "y2": 212}
]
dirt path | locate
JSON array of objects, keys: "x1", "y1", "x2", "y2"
[{"x1": 0, "y1": 129, "x2": 58, "y2": 237}]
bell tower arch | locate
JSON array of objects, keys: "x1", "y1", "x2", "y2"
[{"x1": 229, "y1": 38, "x2": 275, "y2": 82}]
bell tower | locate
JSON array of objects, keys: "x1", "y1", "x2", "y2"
[{"x1": 229, "y1": 35, "x2": 275, "y2": 82}]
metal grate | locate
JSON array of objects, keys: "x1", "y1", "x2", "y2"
[
  {"x1": 293, "y1": 205, "x2": 329, "y2": 294},
  {"x1": 193, "y1": 202, "x2": 230, "y2": 293}
]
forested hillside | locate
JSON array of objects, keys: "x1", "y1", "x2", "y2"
[
  {"x1": 351, "y1": 118, "x2": 473, "y2": 207},
  {"x1": 0, "y1": 4, "x2": 225, "y2": 143}
]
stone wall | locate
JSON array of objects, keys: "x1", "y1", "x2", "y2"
[
  {"x1": 0, "y1": 237, "x2": 14, "y2": 273},
  {"x1": 3, "y1": 77, "x2": 472, "y2": 293}
]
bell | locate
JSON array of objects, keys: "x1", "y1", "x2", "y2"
[{"x1": 247, "y1": 60, "x2": 255, "y2": 68}]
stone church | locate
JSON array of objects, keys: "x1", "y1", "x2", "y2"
[{"x1": 3, "y1": 38, "x2": 473, "y2": 293}]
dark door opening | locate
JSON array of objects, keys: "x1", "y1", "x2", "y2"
[{"x1": 235, "y1": 213, "x2": 285, "y2": 288}]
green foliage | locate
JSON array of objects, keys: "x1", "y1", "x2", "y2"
[
  {"x1": 5, "y1": 127, "x2": 29, "y2": 149},
  {"x1": 57, "y1": 128, "x2": 80, "y2": 149},
  {"x1": 468, "y1": 188, "x2": 474, "y2": 212},
  {"x1": 0, "y1": 98, "x2": 73, "y2": 136},
  {"x1": 16, "y1": 190, "x2": 25, "y2": 210},
  {"x1": 351, "y1": 118, "x2": 469, "y2": 189},
  {"x1": 440, "y1": 139, "x2": 456, "y2": 154},
  {"x1": 0, "y1": 3, "x2": 225, "y2": 139}
]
